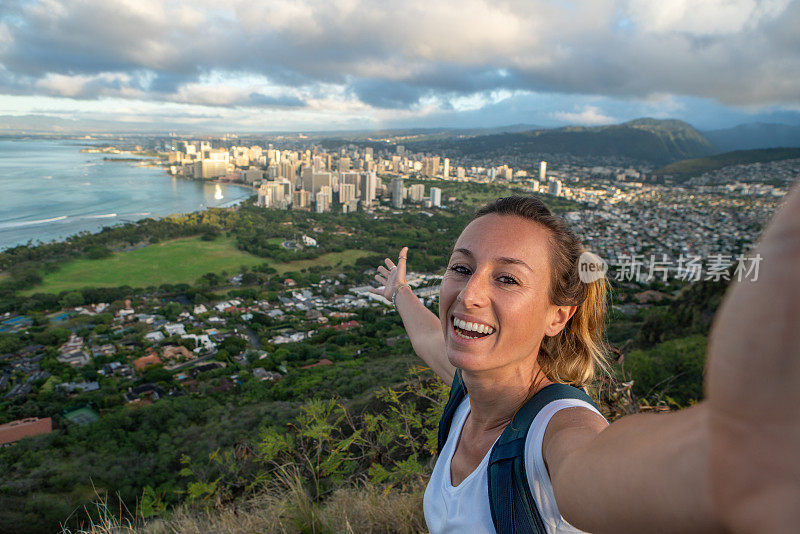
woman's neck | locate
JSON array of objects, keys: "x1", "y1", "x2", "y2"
[{"x1": 461, "y1": 363, "x2": 552, "y2": 433}]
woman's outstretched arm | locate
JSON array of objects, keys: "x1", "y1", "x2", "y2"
[
  {"x1": 368, "y1": 247, "x2": 455, "y2": 385},
  {"x1": 545, "y1": 183, "x2": 800, "y2": 533}
]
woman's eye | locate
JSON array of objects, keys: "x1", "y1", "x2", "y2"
[
  {"x1": 498, "y1": 275, "x2": 518, "y2": 285},
  {"x1": 449, "y1": 264, "x2": 470, "y2": 275}
]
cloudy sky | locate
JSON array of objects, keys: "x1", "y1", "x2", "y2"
[{"x1": 1, "y1": 0, "x2": 799, "y2": 132}]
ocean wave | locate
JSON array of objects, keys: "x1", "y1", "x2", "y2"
[
  {"x1": 0, "y1": 215, "x2": 68, "y2": 229},
  {"x1": 82, "y1": 213, "x2": 117, "y2": 219}
]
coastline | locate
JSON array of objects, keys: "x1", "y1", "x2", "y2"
[{"x1": 0, "y1": 141, "x2": 255, "y2": 251}]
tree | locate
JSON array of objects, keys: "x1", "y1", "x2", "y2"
[{"x1": 59, "y1": 291, "x2": 84, "y2": 308}]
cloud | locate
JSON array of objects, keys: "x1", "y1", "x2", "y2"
[
  {"x1": 551, "y1": 106, "x2": 617, "y2": 126},
  {"x1": 0, "y1": 0, "x2": 798, "y2": 128}
]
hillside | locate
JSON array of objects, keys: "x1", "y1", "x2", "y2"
[
  {"x1": 653, "y1": 147, "x2": 800, "y2": 180},
  {"x1": 405, "y1": 118, "x2": 716, "y2": 165},
  {"x1": 704, "y1": 123, "x2": 800, "y2": 152}
]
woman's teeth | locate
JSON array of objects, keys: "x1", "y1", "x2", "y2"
[{"x1": 453, "y1": 317, "x2": 495, "y2": 339}]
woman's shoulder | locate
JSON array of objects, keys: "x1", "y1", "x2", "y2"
[{"x1": 523, "y1": 399, "x2": 606, "y2": 532}]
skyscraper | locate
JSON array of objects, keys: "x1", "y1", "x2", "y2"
[
  {"x1": 430, "y1": 187, "x2": 442, "y2": 207},
  {"x1": 339, "y1": 183, "x2": 356, "y2": 205},
  {"x1": 539, "y1": 161, "x2": 547, "y2": 181},
  {"x1": 409, "y1": 183, "x2": 425, "y2": 202},
  {"x1": 391, "y1": 178, "x2": 404, "y2": 208},
  {"x1": 362, "y1": 171, "x2": 377, "y2": 207},
  {"x1": 443, "y1": 158, "x2": 450, "y2": 179}
]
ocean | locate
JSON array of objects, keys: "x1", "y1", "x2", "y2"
[{"x1": 0, "y1": 139, "x2": 254, "y2": 251}]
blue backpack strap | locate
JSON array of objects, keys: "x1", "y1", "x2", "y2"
[
  {"x1": 437, "y1": 369, "x2": 467, "y2": 456},
  {"x1": 488, "y1": 384, "x2": 597, "y2": 534}
]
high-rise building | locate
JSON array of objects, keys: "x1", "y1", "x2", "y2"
[
  {"x1": 457, "y1": 167, "x2": 466, "y2": 179},
  {"x1": 548, "y1": 179, "x2": 562, "y2": 197},
  {"x1": 443, "y1": 158, "x2": 450, "y2": 179},
  {"x1": 243, "y1": 168, "x2": 263, "y2": 184},
  {"x1": 317, "y1": 185, "x2": 332, "y2": 204},
  {"x1": 423, "y1": 157, "x2": 440, "y2": 177},
  {"x1": 339, "y1": 183, "x2": 356, "y2": 205},
  {"x1": 539, "y1": 161, "x2": 547, "y2": 181},
  {"x1": 258, "y1": 181, "x2": 290, "y2": 209},
  {"x1": 409, "y1": 183, "x2": 425, "y2": 202},
  {"x1": 430, "y1": 187, "x2": 442, "y2": 207},
  {"x1": 396, "y1": 145, "x2": 405, "y2": 155},
  {"x1": 340, "y1": 171, "x2": 361, "y2": 197},
  {"x1": 362, "y1": 171, "x2": 377, "y2": 206},
  {"x1": 293, "y1": 189, "x2": 310, "y2": 209},
  {"x1": 391, "y1": 178, "x2": 404, "y2": 208},
  {"x1": 280, "y1": 160, "x2": 298, "y2": 184},
  {"x1": 311, "y1": 171, "x2": 334, "y2": 197},
  {"x1": 315, "y1": 187, "x2": 331, "y2": 213},
  {"x1": 201, "y1": 158, "x2": 229, "y2": 179},
  {"x1": 338, "y1": 157, "x2": 351, "y2": 172}
]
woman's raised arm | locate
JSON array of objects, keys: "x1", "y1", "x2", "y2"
[{"x1": 369, "y1": 247, "x2": 455, "y2": 385}]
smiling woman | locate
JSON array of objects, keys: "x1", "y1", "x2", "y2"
[{"x1": 370, "y1": 192, "x2": 800, "y2": 533}]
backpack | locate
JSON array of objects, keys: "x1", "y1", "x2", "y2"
[{"x1": 437, "y1": 370, "x2": 598, "y2": 534}]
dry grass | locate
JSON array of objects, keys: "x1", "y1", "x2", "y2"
[{"x1": 64, "y1": 470, "x2": 428, "y2": 534}]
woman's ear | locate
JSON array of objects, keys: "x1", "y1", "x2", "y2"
[{"x1": 544, "y1": 305, "x2": 577, "y2": 337}]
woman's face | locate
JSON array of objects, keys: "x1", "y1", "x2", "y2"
[{"x1": 439, "y1": 214, "x2": 568, "y2": 373}]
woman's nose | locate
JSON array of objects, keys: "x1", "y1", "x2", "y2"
[{"x1": 458, "y1": 273, "x2": 490, "y2": 307}]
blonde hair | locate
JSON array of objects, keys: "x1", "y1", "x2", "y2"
[{"x1": 473, "y1": 196, "x2": 609, "y2": 387}]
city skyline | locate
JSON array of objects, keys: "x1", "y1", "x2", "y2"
[{"x1": 1, "y1": 0, "x2": 799, "y2": 133}]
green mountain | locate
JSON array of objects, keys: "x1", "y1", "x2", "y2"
[
  {"x1": 405, "y1": 118, "x2": 716, "y2": 165},
  {"x1": 653, "y1": 147, "x2": 800, "y2": 180}
]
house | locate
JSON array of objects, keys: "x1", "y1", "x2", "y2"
[
  {"x1": 0, "y1": 417, "x2": 52, "y2": 446},
  {"x1": 59, "y1": 334, "x2": 84, "y2": 354},
  {"x1": 57, "y1": 350, "x2": 90, "y2": 367},
  {"x1": 75, "y1": 303, "x2": 109, "y2": 315},
  {"x1": 252, "y1": 368, "x2": 282, "y2": 381},
  {"x1": 144, "y1": 331, "x2": 165, "y2": 342},
  {"x1": 91, "y1": 344, "x2": 117, "y2": 358},
  {"x1": 162, "y1": 345, "x2": 194, "y2": 361},
  {"x1": 124, "y1": 383, "x2": 166, "y2": 403},
  {"x1": 164, "y1": 323, "x2": 186, "y2": 336},
  {"x1": 98, "y1": 362, "x2": 134, "y2": 378},
  {"x1": 332, "y1": 320, "x2": 360, "y2": 331},
  {"x1": 133, "y1": 354, "x2": 163, "y2": 372},
  {"x1": 214, "y1": 301, "x2": 231, "y2": 312},
  {"x1": 182, "y1": 333, "x2": 216, "y2": 353},
  {"x1": 193, "y1": 304, "x2": 208, "y2": 315}
]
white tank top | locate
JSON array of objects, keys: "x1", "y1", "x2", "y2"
[{"x1": 423, "y1": 395, "x2": 603, "y2": 534}]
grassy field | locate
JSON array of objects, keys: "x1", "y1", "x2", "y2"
[
  {"x1": 273, "y1": 248, "x2": 373, "y2": 275},
  {"x1": 26, "y1": 237, "x2": 374, "y2": 294}
]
